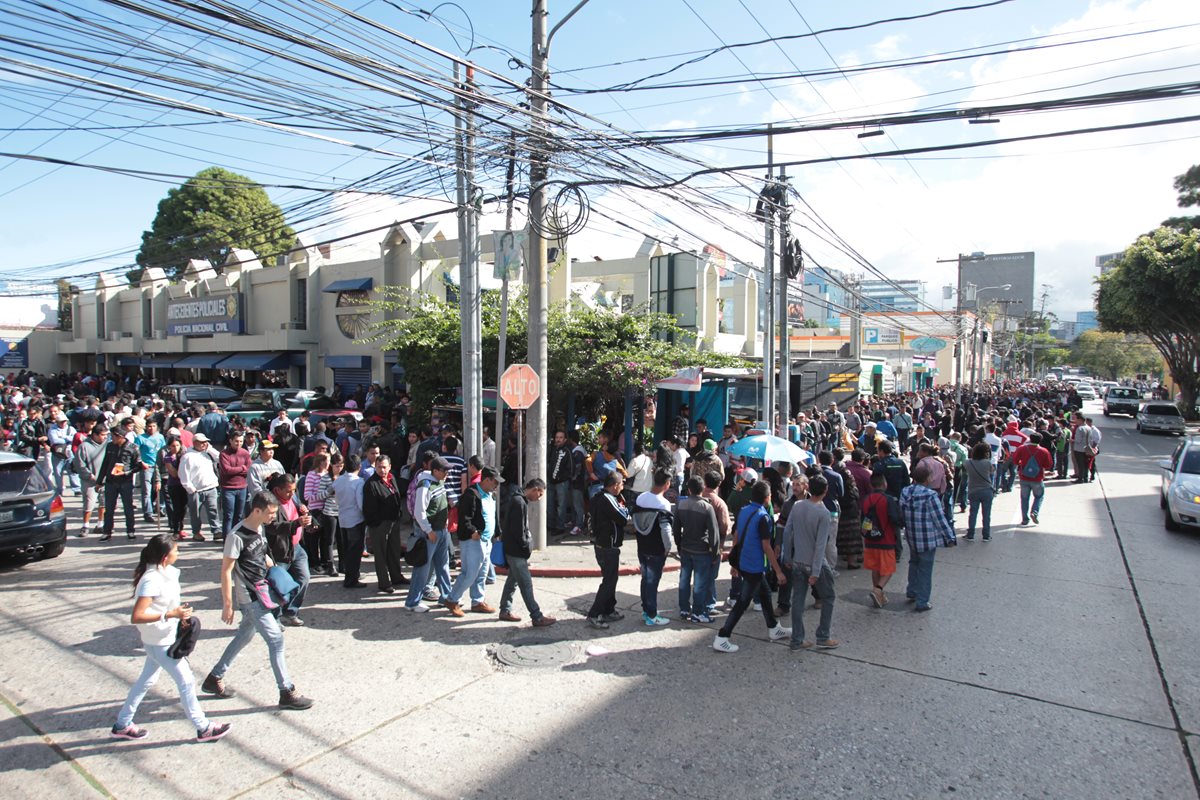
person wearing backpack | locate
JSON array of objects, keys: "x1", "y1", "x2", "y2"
[
  {"x1": 860, "y1": 472, "x2": 902, "y2": 608},
  {"x1": 1013, "y1": 432, "x2": 1054, "y2": 526}
]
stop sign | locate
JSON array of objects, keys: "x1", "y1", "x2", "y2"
[{"x1": 500, "y1": 364, "x2": 540, "y2": 410}]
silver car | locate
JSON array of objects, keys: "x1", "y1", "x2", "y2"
[
  {"x1": 1138, "y1": 402, "x2": 1186, "y2": 436},
  {"x1": 1161, "y1": 438, "x2": 1200, "y2": 530}
]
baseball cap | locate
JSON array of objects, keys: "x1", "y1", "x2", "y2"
[
  {"x1": 430, "y1": 456, "x2": 451, "y2": 471},
  {"x1": 480, "y1": 466, "x2": 503, "y2": 483},
  {"x1": 741, "y1": 467, "x2": 759, "y2": 483},
  {"x1": 193, "y1": 433, "x2": 210, "y2": 443}
]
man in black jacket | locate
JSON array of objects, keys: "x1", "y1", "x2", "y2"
[
  {"x1": 547, "y1": 430, "x2": 574, "y2": 536},
  {"x1": 100, "y1": 422, "x2": 140, "y2": 541},
  {"x1": 497, "y1": 478, "x2": 556, "y2": 627},
  {"x1": 585, "y1": 472, "x2": 630, "y2": 630},
  {"x1": 361, "y1": 455, "x2": 407, "y2": 595}
]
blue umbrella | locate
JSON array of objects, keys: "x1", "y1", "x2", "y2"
[{"x1": 727, "y1": 434, "x2": 814, "y2": 466}]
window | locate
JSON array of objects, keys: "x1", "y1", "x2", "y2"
[
  {"x1": 0, "y1": 460, "x2": 52, "y2": 497},
  {"x1": 143, "y1": 297, "x2": 153, "y2": 338},
  {"x1": 293, "y1": 278, "x2": 308, "y2": 329},
  {"x1": 96, "y1": 300, "x2": 106, "y2": 339}
]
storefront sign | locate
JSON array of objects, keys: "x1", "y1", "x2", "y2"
[
  {"x1": 0, "y1": 337, "x2": 30, "y2": 369},
  {"x1": 166, "y1": 294, "x2": 245, "y2": 336}
]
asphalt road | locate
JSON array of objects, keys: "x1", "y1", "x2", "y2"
[{"x1": 2, "y1": 398, "x2": 1199, "y2": 799}]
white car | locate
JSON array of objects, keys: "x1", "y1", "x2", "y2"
[
  {"x1": 1075, "y1": 383, "x2": 1097, "y2": 400},
  {"x1": 1139, "y1": 402, "x2": 1187, "y2": 436},
  {"x1": 1161, "y1": 437, "x2": 1200, "y2": 530}
]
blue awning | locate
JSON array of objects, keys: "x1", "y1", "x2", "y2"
[
  {"x1": 175, "y1": 353, "x2": 223, "y2": 369},
  {"x1": 325, "y1": 355, "x2": 371, "y2": 369},
  {"x1": 322, "y1": 277, "x2": 373, "y2": 293},
  {"x1": 216, "y1": 352, "x2": 294, "y2": 371},
  {"x1": 140, "y1": 356, "x2": 177, "y2": 369}
]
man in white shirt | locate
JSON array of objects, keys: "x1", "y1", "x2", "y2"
[
  {"x1": 178, "y1": 433, "x2": 220, "y2": 542},
  {"x1": 983, "y1": 424, "x2": 1005, "y2": 493},
  {"x1": 268, "y1": 409, "x2": 293, "y2": 439},
  {"x1": 481, "y1": 427, "x2": 497, "y2": 470},
  {"x1": 332, "y1": 453, "x2": 368, "y2": 588}
]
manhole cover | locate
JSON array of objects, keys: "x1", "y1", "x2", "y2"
[{"x1": 492, "y1": 640, "x2": 577, "y2": 668}]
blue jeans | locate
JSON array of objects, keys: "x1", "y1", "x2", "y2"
[
  {"x1": 790, "y1": 565, "x2": 835, "y2": 645},
  {"x1": 1000, "y1": 461, "x2": 1016, "y2": 492},
  {"x1": 906, "y1": 547, "x2": 937, "y2": 609},
  {"x1": 500, "y1": 555, "x2": 544, "y2": 621},
  {"x1": 992, "y1": 461, "x2": 1005, "y2": 492},
  {"x1": 678, "y1": 552, "x2": 716, "y2": 615},
  {"x1": 639, "y1": 553, "x2": 666, "y2": 617},
  {"x1": 1019, "y1": 480, "x2": 1045, "y2": 522},
  {"x1": 52, "y1": 455, "x2": 77, "y2": 496},
  {"x1": 220, "y1": 487, "x2": 246, "y2": 538},
  {"x1": 407, "y1": 528, "x2": 452, "y2": 607},
  {"x1": 282, "y1": 543, "x2": 310, "y2": 619},
  {"x1": 967, "y1": 490, "x2": 993, "y2": 539},
  {"x1": 448, "y1": 537, "x2": 490, "y2": 605},
  {"x1": 547, "y1": 482, "x2": 570, "y2": 531},
  {"x1": 140, "y1": 465, "x2": 159, "y2": 516},
  {"x1": 212, "y1": 599, "x2": 293, "y2": 690},
  {"x1": 115, "y1": 643, "x2": 210, "y2": 732}
]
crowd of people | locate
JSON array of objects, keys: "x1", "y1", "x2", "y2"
[{"x1": 1, "y1": 368, "x2": 1111, "y2": 740}]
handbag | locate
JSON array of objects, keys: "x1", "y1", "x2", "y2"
[
  {"x1": 404, "y1": 534, "x2": 429, "y2": 567},
  {"x1": 267, "y1": 564, "x2": 300, "y2": 603},
  {"x1": 490, "y1": 539, "x2": 507, "y2": 568},
  {"x1": 167, "y1": 616, "x2": 201, "y2": 659}
]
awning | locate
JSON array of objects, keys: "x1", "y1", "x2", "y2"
[
  {"x1": 656, "y1": 366, "x2": 703, "y2": 393},
  {"x1": 216, "y1": 352, "x2": 294, "y2": 371},
  {"x1": 114, "y1": 355, "x2": 139, "y2": 367},
  {"x1": 322, "y1": 277, "x2": 373, "y2": 293},
  {"x1": 174, "y1": 353, "x2": 223, "y2": 369},
  {"x1": 140, "y1": 356, "x2": 177, "y2": 369},
  {"x1": 325, "y1": 355, "x2": 371, "y2": 369},
  {"x1": 871, "y1": 364, "x2": 884, "y2": 375}
]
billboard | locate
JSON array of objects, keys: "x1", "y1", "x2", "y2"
[
  {"x1": 166, "y1": 294, "x2": 245, "y2": 336},
  {"x1": 959, "y1": 252, "x2": 1035, "y2": 315},
  {"x1": 0, "y1": 337, "x2": 30, "y2": 369},
  {"x1": 863, "y1": 326, "x2": 900, "y2": 345}
]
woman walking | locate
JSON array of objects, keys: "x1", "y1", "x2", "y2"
[
  {"x1": 965, "y1": 442, "x2": 996, "y2": 541},
  {"x1": 158, "y1": 437, "x2": 187, "y2": 540},
  {"x1": 111, "y1": 534, "x2": 230, "y2": 743}
]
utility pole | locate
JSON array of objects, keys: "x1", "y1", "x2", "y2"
[
  {"x1": 777, "y1": 165, "x2": 791, "y2": 429},
  {"x1": 527, "y1": 0, "x2": 550, "y2": 550},
  {"x1": 762, "y1": 126, "x2": 775, "y2": 430},
  {"x1": 494, "y1": 131, "x2": 518, "y2": 484},
  {"x1": 456, "y1": 64, "x2": 482, "y2": 460},
  {"x1": 847, "y1": 273, "x2": 862, "y2": 362}
]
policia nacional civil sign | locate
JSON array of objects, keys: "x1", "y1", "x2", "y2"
[{"x1": 166, "y1": 294, "x2": 246, "y2": 336}]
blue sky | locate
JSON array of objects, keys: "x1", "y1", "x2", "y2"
[{"x1": 1, "y1": 0, "x2": 1199, "y2": 321}]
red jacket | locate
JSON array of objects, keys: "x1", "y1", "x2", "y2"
[
  {"x1": 1012, "y1": 443, "x2": 1053, "y2": 483},
  {"x1": 218, "y1": 447, "x2": 252, "y2": 489}
]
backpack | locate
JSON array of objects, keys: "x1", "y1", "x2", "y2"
[
  {"x1": 1020, "y1": 452, "x2": 1042, "y2": 480},
  {"x1": 406, "y1": 475, "x2": 426, "y2": 518}
]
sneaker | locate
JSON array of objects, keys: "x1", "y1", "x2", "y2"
[
  {"x1": 196, "y1": 722, "x2": 231, "y2": 742},
  {"x1": 1020, "y1": 519, "x2": 1029, "y2": 527},
  {"x1": 768, "y1": 624, "x2": 791, "y2": 641},
  {"x1": 191, "y1": 532, "x2": 205, "y2": 542},
  {"x1": 602, "y1": 611, "x2": 624, "y2": 623},
  {"x1": 816, "y1": 638, "x2": 841, "y2": 649},
  {"x1": 692, "y1": 612, "x2": 714, "y2": 624},
  {"x1": 406, "y1": 603, "x2": 430, "y2": 613},
  {"x1": 679, "y1": 610, "x2": 694, "y2": 622},
  {"x1": 422, "y1": 590, "x2": 440, "y2": 602},
  {"x1": 587, "y1": 616, "x2": 609, "y2": 630},
  {"x1": 378, "y1": 586, "x2": 395, "y2": 594},
  {"x1": 280, "y1": 615, "x2": 304, "y2": 627},
  {"x1": 99, "y1": 534, "x2": 112, "y2": 542},
  {"x1": 642, "y1": 613, "x2": 669, "y2": 627},
  {"x1": 76, "y1": 529, "x2": 88, "y2": 538},
  {"x1": 498, "y1": 611, "x2": 522, "y2": 622},
  {"x1": 914, "y1": 604, "x2": 933, "y2": 612},
  {"x1": 278, "y1": 688, "x2": 314, "y2": 711},
  {"x1": 753, "y1": 602, "x2": 762, "y2": 611},
  {"x1": 712, "y1": 635, "x2": 739, "y2": 653},
  {"x1": 110, "y1": 724, "x2": 148, "y2": 740},
  {"x1": 201, "y1": 673, "x2": 237, "y2": 698},
  {"x1": 443, "y1": 601, "x2": 466, "y2": 618},
  {"x1": 532, "y1": 616, "x2": 557, "y2": 627},
  {"x1": 126, "y1": 532, "x2": 137, "y2": 540}
]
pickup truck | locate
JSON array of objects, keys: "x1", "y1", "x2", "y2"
[{"x1": 225, "y1": 389, "x2": 343, "y2": 424}]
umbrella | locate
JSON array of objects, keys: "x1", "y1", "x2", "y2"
[{"x1": 727, "y1": 434, "x2": 814, "y2": 466}]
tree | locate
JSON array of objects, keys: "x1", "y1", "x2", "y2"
[
  {"x1": 1162, "y1": 163, "x2": 1200, "y2": 232},
  {"x1": 1069, "y1": 330, "x2": 1160, "y2": 380},
  {"x1": 1097, "y1": 227, "x2": 1200, "y2": 417},
  {"x1": 370, "y1": 288, "x2": 741, "y2": 427},
  {"x1": 132, "y1": 167, "x2": 297, "y2": 282}
]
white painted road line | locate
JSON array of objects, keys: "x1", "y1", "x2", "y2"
[{"x1": 1136, "y1": 443, "x2": 1148, "y2": 454}]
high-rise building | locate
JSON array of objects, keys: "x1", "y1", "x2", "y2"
[
  {"x1": 958, "y1": 251, "x2": 1035, "y2": 317},
  {"x1": 1096, "y1": 252, "x2": 1123, "y2": 275},
  {"x1": 1075, "y1": 310, "x2": 1098, "y2": 336},
  {"x1": 859, "y1": 279, "x2": 924, "y2": 313},
  {"x1": 802, "y1": 265, "x2": 849, "y2": 325}
]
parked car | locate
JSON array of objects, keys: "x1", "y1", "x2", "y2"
[
  {"x1": 1160, "y1": 437, "x2": 1200, "y2": 530},
  {"x1": 1138, "y1": 402, "x2": 1187, "y2": 436},
  {"x1": 225, "y1": 388, "x2": 343, "y2": 424},
  {"x1": 1104, "y1": 387, "x2": 1142, "y2": 417},
  {"x1": 0, "y1": 453, "x2": 67, "y2": 560},
  {"x1": 158, "y1": 384, "x2": 241, "y2": 408}
]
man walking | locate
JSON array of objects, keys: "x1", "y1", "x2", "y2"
[
  {"x1": 218, "y1": 432, "x2": 251, "y2": 542},
  {"x1": 408, "y1": 457, "x2": 453, "y2": 612},
  {"x1": 1013, "y1": 432, "x2": 1054, "y2": 526},
  {"x1": 204, "y1": 490, "x2": 314, "y2": 711},
  {"x1": 100, "y1": 421, "x2": 140, "y2": 542},
  {"x1": 73, "y1": 423, "x2": 108, "y2": 537},
  {"x1": 674, "y1": 476, "x2": 720, "y2": 624},
  {"x1": 713, "y1": 481, "x2": 790, "y2": 653},
  {"x1": 781, "y1": 474, "x2": 839, "y2": 651},
  {"x1": 443, "y1": 467, "x2": 502, "y2": 617},
  {"x1": 900, "y1": 464, "x2": 957, "y2": 612},
  {"x1": 497, "y1": 478, "x2": 557, "y2": 627}
]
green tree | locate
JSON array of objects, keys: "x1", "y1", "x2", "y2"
[
  {"x1": 1069, "y1": 330, "x2": 1160, "y2": 380},
  {"x1": 370, "y1": 289, "x2": 740, "y2": 426},
  {"x1": 1096, "y1": 227, "x2": 1200, "y2": 417},
  {"x1": 132, "y1": 167, "x2": 297, "y2": 282},
  {"x1": 1162, "y1": 163, "x2": 1200, "y2": 232}
]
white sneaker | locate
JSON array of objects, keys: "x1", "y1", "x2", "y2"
[
  {"x1": 712, "y1": 636, "x2": 739, "y2": 653},
  {"x1": 753, "y1": 602, "x2": 762, "y2": 611},
  {"x1": 768, "y1": 624, "x2": 792, "y2": 641},
  {"x1": 406, "y1": 603, "x2": 429, "y2": 613}
]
